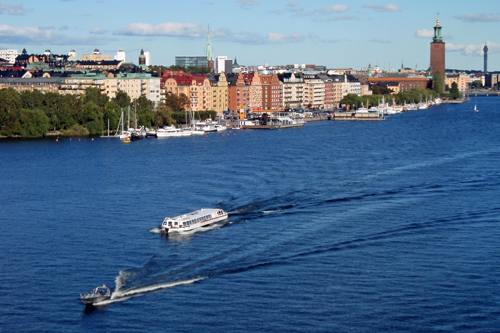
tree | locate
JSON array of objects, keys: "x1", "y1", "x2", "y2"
[
  {"x1": 471, "y1": 80, "x2": 482, "y2": 89},
  {"x1": 19, "y1": 109, "x2": 50, "y2": 138},
  {"x1": 104, "y1": 100, "x2": 121, "y2": 131},
  {"x1": 450, "y1": 82, "x2": 461, "y2": 99},
  {"x1": 340, "y1": 93, "x2": 361, "y2": 108},
  {"x1": 135, "y1": 96, "x2": 155, "y2": 128},
  {"x1": 113, "y1": 90, "x2": 131, "y2": 108},
  {"x1": 81, "y1": 101, "x2": 104, "y2": 135},
  {"x1": 0, "y1": 88, "x2": 22, "y2": 125},
  {"x1": 20, "y1": 90, "x2": 44, "y2": 110},
  {"x1": 154, "y1": 103, "x2": 175, "y2": 127},
  {"x1": 83, "y1": 87, "x2": 109, "y2": 108},
  {"x1": 178, "y1": 93, "x2": 190, "y2": 111},
  {"x1": 432, "y1": 71, "x2": 443, "y2": 94},
  {"x1": 164, "y1": 92, "x2": 180, "y2": 111}
]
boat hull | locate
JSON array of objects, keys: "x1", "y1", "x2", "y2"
[{"x1": 81, "y1": 295, "x2": 111, "y2": 305}]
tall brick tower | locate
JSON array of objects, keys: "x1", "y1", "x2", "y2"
[{"x1": 430, "y1": 16, "x2": 445, "y2": 93}]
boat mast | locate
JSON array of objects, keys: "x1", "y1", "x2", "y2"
[{"x1": 127, "y1": 105, "x2": 130, "y2": 130}]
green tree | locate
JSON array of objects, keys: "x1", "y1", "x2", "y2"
[
  {"x1": 81, "y1": 102, "x2": 104, "y2": 135},
  {"x1": 20, "y1": 90, "x2": 45, "y2": 110},
  {"x1": 471, "y1": 80, "x2": 482, "y2": 89},
  {"x1": 19, "y1": 109, "x2": 50, "y2": 138},
  {"x1": 178, "y1": 93, "x2": 190, "y2": 111},
  {"x1": 104, "y1": 100, "x2": 121, "y2": 131},
  {"x1": 135, "y1": 96, "x2": 155, "y2": 128},
  {"x1": 154, "y1": 103, "x2": 175, "y2": 127},
  {"x1": 164, "y1": 92, "x2": 180, "y2": 111},
  {"x1": 113, "y1": 90, "x2": 131, "y2": 108},
  {"x1": 340, "y1": 93, "x2": 361, "y2": 108},
  {"x1": 432, "y1": 71, "x2": 443, "y2": 94},
  {"x1": 450, "y1": 82, "x2": 461, "y2": 98},
  {"x1": 0, "y1": 88, "x2": 23, "y2": 125},
  {"x1": 83, "y1": 87, "x2": 109, "y2": 108}
]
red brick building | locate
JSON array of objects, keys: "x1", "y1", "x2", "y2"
[
  {"x1": 260, "y1": 72, "x2": 283, "y2": 110},
  {"x1": 367, "y1": 75, "x2": 429, "y2": 92},
  {"x1": 227, "y1": 73, "x2": 250, "y2": 113},
  {"x1": 430, "y1": 18, "x2": 445, "y2": 93}
]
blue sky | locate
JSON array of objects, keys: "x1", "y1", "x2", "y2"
[{"x1": 0, "y1": 0, "x2": 498, "y2": 71}]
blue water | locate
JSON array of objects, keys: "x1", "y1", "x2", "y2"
[{"x1": 1, "y1": 97, "x2": 500, "y2": 332}]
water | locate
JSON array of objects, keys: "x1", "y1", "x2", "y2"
[{"x1": 1, "y1": 97, "x2": 500, "y2": 332}]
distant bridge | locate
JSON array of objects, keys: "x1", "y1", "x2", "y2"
[{"x1": 467, "y1": 89, "x2": 500, "y2": 96}]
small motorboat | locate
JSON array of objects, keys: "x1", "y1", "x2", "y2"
[
  {"x1": 80, "y1": 285, "x2": 111, "y2": 305},
  {"x1": 131, "y1": 132, "x2": 142, "y2": 141}
]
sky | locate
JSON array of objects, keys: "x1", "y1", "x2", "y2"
[{"x1": 0, "y1": 0, "x2": 498, "y2": 71}]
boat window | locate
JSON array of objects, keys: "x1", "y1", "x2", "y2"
[{"x1": 168, "y1": 222, "x2": 172, "y2": 227}]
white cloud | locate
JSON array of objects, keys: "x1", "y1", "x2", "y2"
[
  {"x1": 362, "y1": 3, "x2": 402, "y2": 12},
  {"x1": 274, "y1": 2, "x2": 351, "y2": 18},
  {"x1": 447, "y1": 42, "x2": 500, "y2": 56},
  {"x1": 236, "y1": 0, "x2": 260, "y2": 8},
  {"x1": 0, "y1": 24, "x2": 114, "y2": 45},
  {"x1": 114, "y1": 22, "x2": 204, "y2": 38},
  {"x1": 415, "y1": 29, "x2": 433, "y2": 38},
  {"x1": 454, "y1": 13, "x2": 500, "y2": 23},
  {"x1": 0, "y1": 2, "x2": 30, "y2": 15},
  {"x1": 319, "y1": 4, "x2": 350, "y2": 13},
  {"x1": 90, "y1": 27, "x2": 108, "y2": 34}
]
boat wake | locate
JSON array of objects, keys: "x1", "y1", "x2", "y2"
[{"x1": 110, "y1": 277, "x2": 205, "y2": 302}]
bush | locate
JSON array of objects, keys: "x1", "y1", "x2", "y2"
[{"x1": 61, "y1": 124, "x2": 90, "y2": 137}]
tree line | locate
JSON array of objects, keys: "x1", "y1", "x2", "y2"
[
  {"x1": 340, "y1": 84, "x2": 462, "y2": 109},
  {"x1": 0, "y1": 87, "x2": 215, "y2": 138}
]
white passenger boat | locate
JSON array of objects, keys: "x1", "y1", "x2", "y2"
[
  {"x1": 161, "y1": 208, "x2": 228, "y2": 234},
  {"x1": 80, "y1": 285, "x2": 111, "y2": 305}
]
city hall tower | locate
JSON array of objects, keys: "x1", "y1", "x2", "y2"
[{"x1": 430, "y1": 16, "x2": 445, "y2": 93}]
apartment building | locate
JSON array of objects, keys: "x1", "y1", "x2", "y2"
[
  {"x1": 279, "y1": 73, "x2": 305, "y2": 109},
  {"x1": 445, "y1": 72, "x2": 470, "y2": 92},
  {"x1": 207, "y1": 73, "x2": 229, "y2": 116},
  {"x1": 260, "y1": 72, "x2": 283, "y2": 110},
  {"x1": 163, "y1": 74, "x2": 212, "y2": 111},
  {"x1": 227, "y1": 73, "x2": 250, "y2": 113},
  {"x1": 303, "y1": 74, "x2": 325, "y2": 109}
]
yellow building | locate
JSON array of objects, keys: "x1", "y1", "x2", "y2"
[
  {"x1": 163, "y1": 74, "x2": 212, "y2": 111},
  {"x1": 210, "y1": 73, "x2": 229, "y2": 115},
  {"x1": 104, "y1": 73, "x2": 161, "y2": 104},
  {"x1": 445, "y1": 72, "x2": 470, "y2": 93}
]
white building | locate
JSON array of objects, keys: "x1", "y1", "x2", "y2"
[
  {"x1": 115, "y1": 50, "x2": 126, "y2": 62},
  {"x1": 68, "y1": 49, "x2": 77, "y2": 59},
  {"x1": 144, "y1": 50, "x2": 151, "y2": 66},
  {"x1": 216, "y1": 56, "x2": 228, "y2": 73},
  {"x1": 0, "y1": 49, "x2": 19, "y2": 64}
]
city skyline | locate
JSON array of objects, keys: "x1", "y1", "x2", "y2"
[{"x1": 0, "y1": 0, "x2": 498, "y2": 71}]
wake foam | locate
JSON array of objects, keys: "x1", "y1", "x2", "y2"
[
  {"x1": 149, "y1": 227, "x2": 163, "y2": 234},
  {"x1": 113, "y1": 277, "x2": 205, "y2": 299}
]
